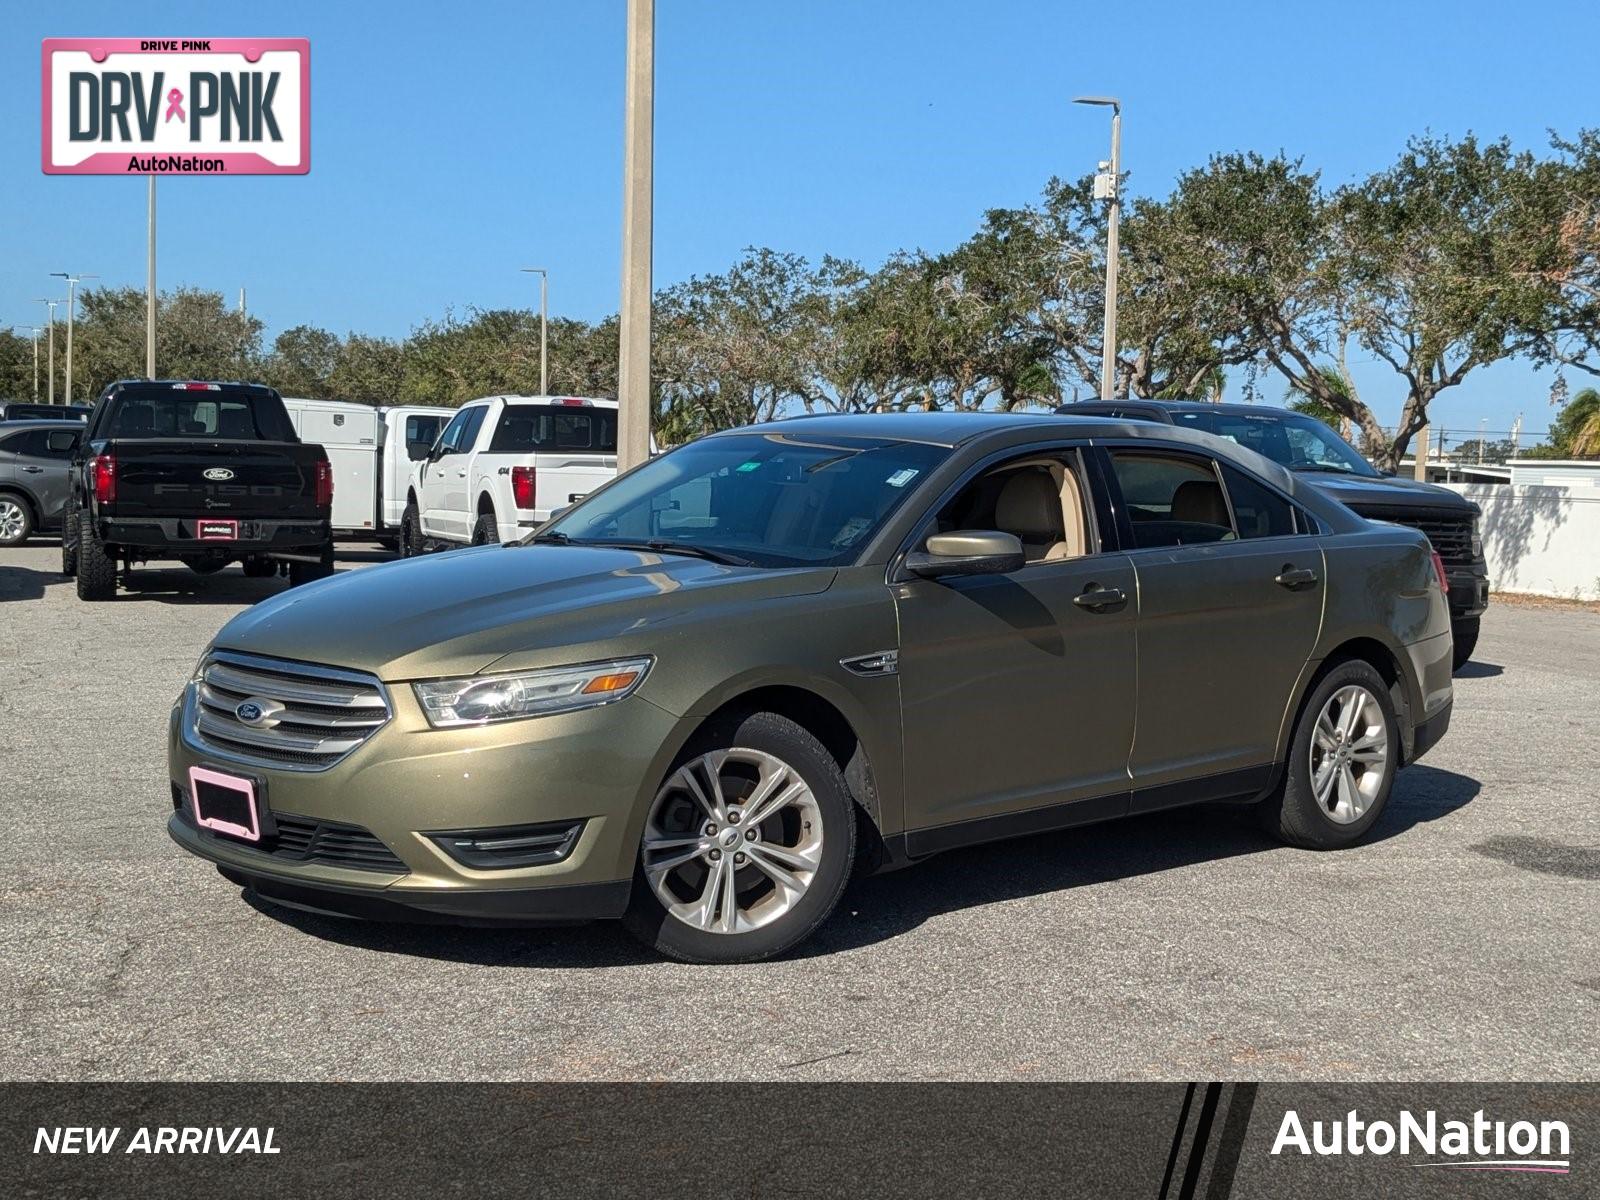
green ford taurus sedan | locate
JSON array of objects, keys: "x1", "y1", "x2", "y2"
[{"x1": 168, "y1": 412, "x2": 1454, "y2": 962}]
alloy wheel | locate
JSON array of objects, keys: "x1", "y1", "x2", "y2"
[
  {"x1": 641, "y1": 747, "x2": 824, "y2": 935},
  {"x1": 1308, "y1": 684, "x2": 1390, "y2": 824},
  {"x1": 0, "y1": 499, "x2": 25, "y2": 543}
]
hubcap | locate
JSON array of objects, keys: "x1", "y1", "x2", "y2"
[
  {"x1": 1309, "y1": 684, "x2": 1390, "y2": 824},
  {"x1": 0, "y1": 500, "x2": 24, "y2": 542},
  {"x1": 641, "y1": 747, "x2": 823, "y2": 935}
]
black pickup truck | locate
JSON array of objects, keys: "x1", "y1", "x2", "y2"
[
  {"x1": 63, "y1": 380, "x2": 335, "y2": 601},
  {"x1": 1058, "y1": 399, "x2": 1491, "y2": 670}
]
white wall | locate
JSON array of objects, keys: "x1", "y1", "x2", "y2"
[{"x1": 1442, "y1": 483, "x2": 1600, "y2": 601}]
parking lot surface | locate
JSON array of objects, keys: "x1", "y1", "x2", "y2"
[{"x1": 1, "y1": 543, "x2": 1596, "y2": 1081}]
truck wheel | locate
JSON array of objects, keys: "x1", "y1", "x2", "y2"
[
  {"x1": 61, "y1": 500, "x2": 79, "y2": 576},
  {"x1": 288, "y1": 545, "x2": 335, "y2": 587},
  {"x1": 400, "y1": 501, "x2": 422, "y2": 557},
  {"x1": 1450, "y1": 617, "x2": 1480, "y2": 672},
  {"x1": 75, "y1": 513, "x2": 117, "y2": 601},
  {"x1": 472, "y1": 511, "x2": 499, "y2": 546},
  {"x1": 0, "y1": 496, "x2": 33, "y2": 547}
]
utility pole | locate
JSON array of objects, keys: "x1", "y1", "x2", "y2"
[
  {"x1": 52, "y1": 272, "x2": 98, "y2": 403},
  {"x1": 239, "y1": 287, "x2": 247, "y2": 317},
  {"x1": 1413, "y1": 424, "x2": 1430, "y2": 482},
  {"x1": 147, "y1": 175, "x2": 157, "y2": 379},
  {"x1": 520, "y1": 268, "x2": 549, "y2": 394},
  {"x1": 617, "y1": 0, "x2": 655, "y2": 469},
  {"x1": 34, "y1": 299, "x2": 58, "y2": 404}
]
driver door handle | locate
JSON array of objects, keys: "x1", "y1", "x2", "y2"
[
  {"x1": 1073, "y1": 585, "x2": 1128, "y2": 611},
  {"x1": 22, "y1": 466, "x2": 44, "y2": 473},
  {"x1": 1275, "y1": 566, "x2": 1319, "y2": 590}
]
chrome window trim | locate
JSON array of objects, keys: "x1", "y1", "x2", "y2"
[{"x1": 181, "y1": 649, "x2": 393, "y2": 774}]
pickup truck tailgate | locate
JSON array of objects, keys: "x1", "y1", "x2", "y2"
[
  {"x1": 112, "y1": 441, "x2": 323, "y2": 520},
  {"x1": 537, "y1": 454, "x2": 618, "y2": 510}
]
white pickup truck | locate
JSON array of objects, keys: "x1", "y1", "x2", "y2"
[
  {"x1": 281, "y1": 398, "x2": 451, "y2": 548},
  {"x1": 402, "y1": 395, "x2": 620, "y2": 551}
]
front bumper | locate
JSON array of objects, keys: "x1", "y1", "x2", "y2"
[
  {"x1": 1447, "y1": 566, "x2": 1489, "y2": 620},
  {"x1": 166, "y1": 676, "x2": 683, "y2": 923}
]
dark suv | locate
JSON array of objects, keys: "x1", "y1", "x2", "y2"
[{"x1": 1059, "y1": 400, "x2": 1489, "y2": 669}]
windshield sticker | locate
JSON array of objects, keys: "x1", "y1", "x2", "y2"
[
  {"x1": 885, "y1": 468, "x2": 919, "y2": 488},
  {"x1": 736, "y1": 461, "x2": 762, "y2": 473}
]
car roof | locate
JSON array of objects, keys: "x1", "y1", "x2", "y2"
[{"x1": 0, "y1": 418, "x2": 83, "y2": 429}]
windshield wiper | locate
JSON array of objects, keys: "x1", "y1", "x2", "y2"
[
  {"x1": 1290, "y1": 464, "x2": 1359, "y2": 475},
  {"x1": 592, "y1": 539, "x2": 755, "y2": 567}
]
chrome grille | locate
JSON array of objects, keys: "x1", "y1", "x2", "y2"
[{"x1": 187, "y1": 651, "x2": 391, "y2": 772}]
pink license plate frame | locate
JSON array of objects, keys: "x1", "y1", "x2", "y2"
[
  {"x1": 197, "y1": 518, "x2": 239, "y2": 541},
  {"x1": 189, "y1": 765, "x2": 262, "y2": 842}
]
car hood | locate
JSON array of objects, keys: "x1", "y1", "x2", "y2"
[
  {"x1": 212, "y1": 545, "x2": 837, "y2": 680},
  {"x1": 1298, "y1": 471, "x2": 1480, "y2": 515}
]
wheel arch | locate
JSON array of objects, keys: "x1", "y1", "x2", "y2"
[
  {"x1": 1276, "y1": 635, "x2": 1415, "y2": 768},
  {"x1": 477, "y1": 491, "x2": 498, "y2": 517},
  {"x1": 0, "y1": 485, "x2": 41, "y2": 524},
  {"x1": 661, "y1": 680, "x2": 889, "y2": 859}
]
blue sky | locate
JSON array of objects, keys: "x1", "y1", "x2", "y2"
[{"x1": 6, "y1": 0, "x2": 1595, "y2": 438}]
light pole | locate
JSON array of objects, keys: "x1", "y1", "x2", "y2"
[
  {"x1": 19, "y1": 327, "x2": 43, "y2": 400},
  {"x1": 617, "y1": 0, "x2": 655, "y2": 469},
  {"x1": 520, "y1": 268, "x2": 549, "y2": 394},
  {"x1": 147, "y1": 175, "x2": 157, "y2": 378},
  {"x1": 33, "y1": 299, "x2": 58, "y2": 404},
  {"x1": 1074, "y1": 96, "x2": 1121, "y2": 401},
  {"x1": 51, "y1": 272, "x2": 98, "y2": 403}
]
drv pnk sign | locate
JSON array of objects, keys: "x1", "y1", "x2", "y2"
[{"x1": 42, "y1": 38, "x2": 309, "y2": 175}]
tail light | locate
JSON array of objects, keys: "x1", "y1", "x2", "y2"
[
  {"x1": 91, "y1": 453, "x2": 116, "y2": 504},
  {"x1": 315, "y1": 459, "x2": 334, "y2": 508},
  {"x1": 511, "y1": 465, "x2": 537, "y2": 510},
  {"x1": 1430, "y1": 549, "x2": 1448, "y2": 594}
]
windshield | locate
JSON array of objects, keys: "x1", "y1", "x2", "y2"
[
  {"x1": 539, "y1": 432, "x2": 949, "y2": 567},
  {"x1": 1171, "y1": 409, "x2": 1377, "y2": 476}
]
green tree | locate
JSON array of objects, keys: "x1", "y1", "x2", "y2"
[{"x1": 263, "y1": 325, "x2": 341, "y2": 398}]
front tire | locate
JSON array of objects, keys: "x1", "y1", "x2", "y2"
[
  {"x1": 74, "y1": 513, "x2": 117, "y2": 601},
  {"x1": 400, "y1": 500, "x2": 422, "y2": 557},
  {"x1": 0, "y1": 495, "x2": 33, "y2": 547},
  {"x1": 622, "y1": 711, "x2": 856, "y2": 964},
  {"x1": 1262, "y1": 660, "x2": 1398, "y2": 849},
  {"x1": 1451, "y1": 616, "x2": 1480, "y2": 672},
  {"x1": 60, "y1": 499, "x2": 79, "y2": 576}
]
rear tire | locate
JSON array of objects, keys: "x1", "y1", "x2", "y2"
[
  {"x1": 0, "y1": 495, "x2": 33, "y2": 547},
  {"x1": 471, "y1": 511, "x2": 499, "y2": 546},
  {"x1": 288, "y1": 545, "x2": 335, "y2": 587},
  {"x1": 1450, "y1": 617, "x2": 1480, "y2": 672},
  {"x1": 400, "y1": 500, "x2": 422, "y2": 557},
  {"x1": 1262, "y1": 660, "x2": 1398, "y2": 850},
  {"x1": 622, "y1": 711, "x2": 856, "y2": 964},
  {"x1": 74, "y1": 513, "x2": 116, "y2": 601}
]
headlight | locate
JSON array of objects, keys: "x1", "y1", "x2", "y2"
[{"x1": 412, "y1": 657, "x2": 652, "y2": 727}]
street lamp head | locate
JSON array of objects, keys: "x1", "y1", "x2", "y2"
[
  {"x1": 520, "y1": 267, "x2": 548, "y2": 276},
  {"x1": 1073, "y1": 95, "x2": 1121, "y2": 112}
]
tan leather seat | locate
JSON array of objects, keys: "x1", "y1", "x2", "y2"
[
  {"x1": 1171, "y1": 479, "x2": 1231, "y2": 530},
  {"x1": 995, "y1": 469, "x2": 1069, "y2": 562}
]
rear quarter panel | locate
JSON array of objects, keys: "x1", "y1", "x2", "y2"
[{"x1": 1314, "y1": 525, "x2": 1453, "y2": 749}]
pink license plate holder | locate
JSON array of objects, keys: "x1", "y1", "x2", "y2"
[
  {"x1": 189, "y1": 765, "x2": 264, "y2": 842},
  {"x1": 197, "y1": 519, "x2": 240, "y2": 541}
]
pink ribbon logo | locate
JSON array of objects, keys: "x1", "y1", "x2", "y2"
[{"x1": 164, "y1": 88, "x2": 185, "y2": 123}]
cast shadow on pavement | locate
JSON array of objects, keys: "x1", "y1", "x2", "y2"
[
  {"x1": 1453, "y1": 659, "x2": 1504, "y2": 679},
  {"x1": 240, "y1": 765, "x2": 1480, "y2": 967}
]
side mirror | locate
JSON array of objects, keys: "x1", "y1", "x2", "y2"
[
  {"x1": 407, "y1": 440, "x2": 431, "y2": 462},
  {"x1": 47, "y1": 431, "x2": 80, "y2": 453},
  {"x1": 905, "y1": 530, "x2": 1025, "y2": 579},
  {"x1": 548, "y1": 504, "x2": 574, "y2": 521}
]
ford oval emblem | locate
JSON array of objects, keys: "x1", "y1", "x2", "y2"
[
  {"x1": 235, "y1": 702, "x2": 263, "y2": 723},
  {"x1": 204, "y1": 467, "x2": 235, "y2": 481}
]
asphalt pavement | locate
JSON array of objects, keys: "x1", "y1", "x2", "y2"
[{"x1": 1, "y1": 542, "x2": 1595, "y2": 1081}]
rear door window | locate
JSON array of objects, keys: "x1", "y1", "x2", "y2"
[
  {"x1": 1106, "y1": 451, "x2": 1234, "y2": 548},
  {"x1": 1217, "y1": 462, "x2": 1299, "y2": 538},
  {"x1": 489, "y1": 406, "x2": 618, "y2": 454}
]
